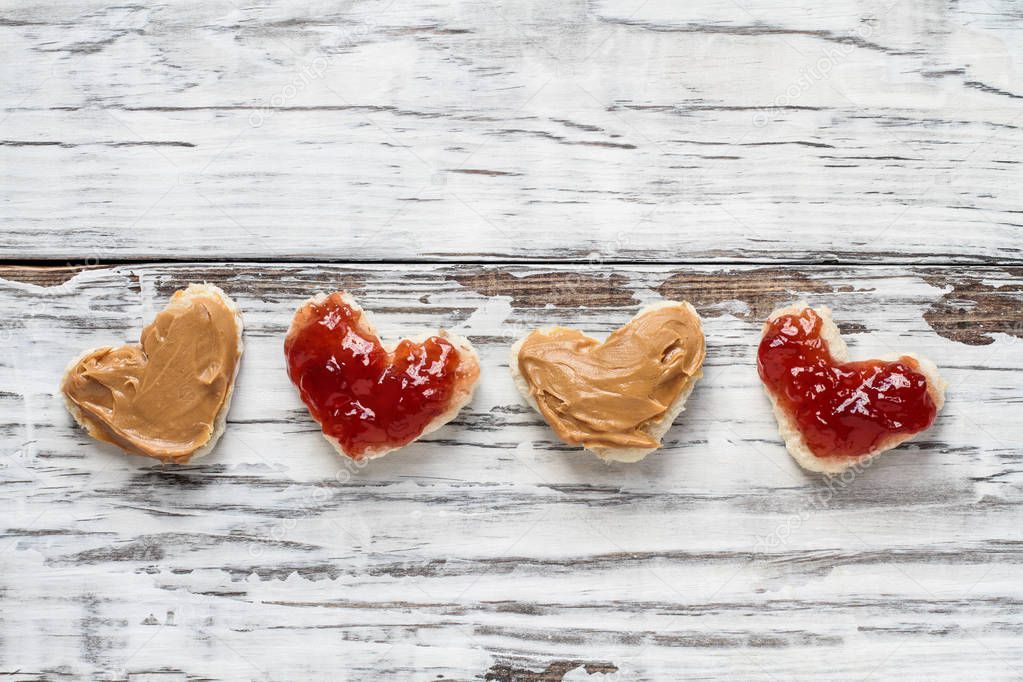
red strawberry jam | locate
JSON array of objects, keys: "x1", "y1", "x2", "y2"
[
  {"x1": 757, "y1": 308, "x2": 937, "y2": 458},
  {"x1": 285, "y1": 293, "x2": 461, "y2": 458}
]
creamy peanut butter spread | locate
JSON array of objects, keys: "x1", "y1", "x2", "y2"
[
  {"x1": 61, "y1": 288, "x2": 240, "y2": 462},
  {"x1": 517, "y1": 304, "x2": 705, "y2": 449}
]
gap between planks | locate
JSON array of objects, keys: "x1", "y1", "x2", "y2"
[{"x1": 2, "y1": 259, "x2": 1022, "y2": 268}]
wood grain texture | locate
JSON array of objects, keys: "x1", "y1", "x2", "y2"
[
  {"x1": 2, "y1": 0, "x2": 1021, "y2": 678},
  {"x1": 0, "y1": 263, "x2": 1020, "y2": 680},
  {"x1": 1, "y1": 0, "x2": 1021, "y2": 263}
]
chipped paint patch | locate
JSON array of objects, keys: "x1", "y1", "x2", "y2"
[
  {"x1": 923, "y1": 276, "x2": 1023, "y2": 345},
  {"x1": 0, "y1": 265, "x2": 105, "y2": 288},
  {"x1": 656, "y1": 268, "x2": 833, "y2": 321},
  {"x1": 484, "y1": 660, "x2": 619, "y2": 682},
  {"x1": 151, "y1": 267, "x2": 364, "y2": 302},
  {"x1": 451, "y1": 270, "x2": 637, "y2": 308},
  {"x1": 837, "y1": 321, "x2": 869, "y2": 335}
]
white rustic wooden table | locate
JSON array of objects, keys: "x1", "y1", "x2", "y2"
[{"x1": 2, "y1": 1, "x2": 1022, "y2": 680}]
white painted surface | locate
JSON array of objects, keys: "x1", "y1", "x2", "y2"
[
  {"x1": 0, "y1": 264, "x2": 1020, "y2": 680},
  {"x1": 2, "y1": 0, "x2": 1021, "y2": 678},
  {"x1": 0, "y1": 0, "x2": 1021, "y2": 262}
]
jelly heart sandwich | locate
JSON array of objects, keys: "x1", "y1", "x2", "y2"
[
  {"x1": 61, "y1": 283, "x2": 244, "y2": 463},
  {"x1": 511, "y1": 301, "x2": 706, "y2": 463},
  {"x1": 284, "y1": 292, "x2": 481, "y2": 460},
  {"x1": 757, "y1": 302, "x2": 946, "y2": 474}
]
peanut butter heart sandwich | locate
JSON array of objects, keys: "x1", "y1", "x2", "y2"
[
  {"x1": 757, "y1": 302, "x2": 946, "y2": 474},
  {"x1": 284, "y1": 292, "x2": 481, "y2": 460},
  {"x1": 61, "y1": 283, "x2": 244, "y2": 464},
  {"x1": 510, "y1": 301, "x2": 707, "y2": 462}
]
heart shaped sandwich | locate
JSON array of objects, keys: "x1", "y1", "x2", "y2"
[
  {"x1": 757, "y1": 302, "x2": 946, "y2": 474},
  {"x1": 511, "y1": 301, "x2": 706, "y2": 462},
  {"x1": 61, "y1": 283, "x2": 244, "y2": 463},
  {"x1": 285, "y1": 292, "x2": 480, "y2": 460}
]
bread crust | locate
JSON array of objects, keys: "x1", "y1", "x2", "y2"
[
  {"x1": 509, "y1": 301, "x2": 706, "y2": 463},
  {"x1": 760, "y1": 301, "x2": 946, "y2": 474},
  {"x1": 285, "y1": 292, "x2": 481, "y2": 461},
  {"x1": 61, "y1": 283, "x2": 244, "y2": 463}
]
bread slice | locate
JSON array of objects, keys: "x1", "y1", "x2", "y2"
[
  {"x1": 286, "y1": 292, "x2": 481, "y2": 460},
  {"x1": 61, "y1": 283, "x2": 244, "y2": 463},
  {"x1": 510, "y1": 301, "x2": 706, "y2": 463},
  {"x1": 761, "y1": 301, "x2": 946, "y2": 474}
]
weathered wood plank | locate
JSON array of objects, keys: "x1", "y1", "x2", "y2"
[
  {"x1": 0, "y1": 0, "x2": 1020, "y2": 263},
  {"x1": 0, "y1": 263, "x2": 1020, "y2": 680}
]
